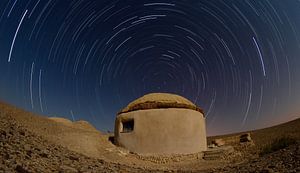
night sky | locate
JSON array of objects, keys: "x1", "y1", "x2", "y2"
[{"x1": 1, "y1": 0, "x2": 300, "y2": 136}]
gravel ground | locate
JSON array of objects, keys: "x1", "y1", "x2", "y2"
[
  {"x1": 0, "y1": 102, "x2": 299, "y2": 173},
  {"x1": 0, "y1": 111, "x2": 154, "y2": 173}
]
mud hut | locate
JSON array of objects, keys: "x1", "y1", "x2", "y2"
[{"x1": 114, "y1": 93, "x2": 207, "y2": 155}]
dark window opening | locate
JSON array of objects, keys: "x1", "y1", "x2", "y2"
[
  {"x1": 108, "y1": 136, "x2": 114, "y2": 144},
  {"x1": 121, "y1": 119, "x2": 134, "y2": 133}
]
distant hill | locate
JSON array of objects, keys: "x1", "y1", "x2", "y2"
[{"x1": 208, "y1": 117, "x2": 300, "y2": 148}]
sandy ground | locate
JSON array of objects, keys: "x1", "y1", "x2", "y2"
[{"x1": 0, "y1": 101, "x2": 299, "y2": 172}]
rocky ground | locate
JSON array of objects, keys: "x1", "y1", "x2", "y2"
[
  {"x1": 206, "y1": 144, "x2": 300, "y2": 173},
  {"x1": 0, "y1": 111, "x2": 149, "y2": 173},
  {"x1": 0, "y1": 101, "x2": 299, "y2": 172}
]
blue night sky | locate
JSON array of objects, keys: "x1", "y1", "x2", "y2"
[{"x1": 1, "y1": 0, "x2": 300, "y2": 135}]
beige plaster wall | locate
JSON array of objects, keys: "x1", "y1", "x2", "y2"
[{"x1": 114, "y1": 108, "x2": 207, "y2": 155}]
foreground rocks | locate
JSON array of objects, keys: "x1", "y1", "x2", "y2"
[
  {"x1": 206, "y1": 143, "x2": 300, "y2": 173},
  {"x1": 0, "y1": 111, "x2": 148, "y2": 173}
]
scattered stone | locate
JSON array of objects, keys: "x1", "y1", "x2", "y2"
[
  {"x1": 268, "y1": 165, "x2": 275, "y2": 169},
  {"x1": 15, "y1": 165, "x2": 29, "y2": 173},
  {"x1": 208, "y1": 143, "x2": 216, "y2": 148},
  {"x1": 203, "y1": 146, "x2": 234, "y2": 160},
  {"x1": 39, "y1": 150, "x2": 49, "y2": 158},
  {"x1": 260, "y1": 168, "x2": 274, "y2": 173},
  {"x1": 19, "y1": 130, "x2": 25, "y2": 136},
  {"x1": 68, "y1": 155, "x2": 79, "y2": 161},
  {"x1": 24, "y1": 144, "x2": 31, "y2": 151},
  {"x1": 212, "y1": 139, "x2": 225, "y2": 147},
  {"x1": 3, "y1": 152, "x2": 10, "y2": 160},
  {"x1": 240, "y1": 133, "x2": 252, "y2": 143},
  {"x1": 0, "y1": 129, "x2": 7, "y2": 137},
  {"x1": 59, "y1": 165, "x2": 78, "y2": 173}
]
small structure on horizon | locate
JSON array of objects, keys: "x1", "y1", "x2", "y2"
[{"x1": 114, "y1": 93, "x2": 207, "y2": 155}]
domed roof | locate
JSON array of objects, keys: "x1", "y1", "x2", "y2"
[{"x1": 118, "y1": 93, "x2": 204, "y2": 114}]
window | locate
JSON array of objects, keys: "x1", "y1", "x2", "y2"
[{"x1": 121, "y1": 119, "x2": 134, "y2": 133}]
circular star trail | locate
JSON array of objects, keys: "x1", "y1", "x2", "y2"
[{"x1": 0, "y1": 0, "x2": 300, "y2": 135}]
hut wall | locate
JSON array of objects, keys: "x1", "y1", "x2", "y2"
[{"x1": 114, "y1": 108, "x2": 207, "y2": 154}]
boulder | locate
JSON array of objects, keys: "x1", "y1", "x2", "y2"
[
  {"x1": 240, "y1": 133, "x2": 252, "y2": 143},
  {"x1": 212, "y1": 139, "x2": 225, "y2": 147},
  {"x1": 208, "y1": 144, "x2": 216, "y2": 148}
]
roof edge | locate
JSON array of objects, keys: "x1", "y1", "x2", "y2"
[{"x1": 117, "y1": 101, "x2": 204, "y2": 115}]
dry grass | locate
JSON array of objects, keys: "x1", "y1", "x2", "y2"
[{"x1": 118, "y1": 101, "x2": 204, "y2": 114}]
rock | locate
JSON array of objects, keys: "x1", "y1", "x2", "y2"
[
  {"x1": 240, "y1": 133, "x2": 252, "y2": 143},
  {"x1": 39, "y1": 150, "x2": 49, "y2": 158},
  {"x1": 0, "y1": 129, "x2": 7, "y2": 137},
  {"x1": 268, "y1": 165, "x2": 275, "y2": 169},
  {"x1": 59, "y1": 165, "x2": 78, "y2": 173},
  {"x1": 260, "y1": 168, "x2": 274, "y2": 173},
  {"x1": 19, "y1": 130, "x2": 25, "y2": 136},
  {"x1": 15, "y1": 165, "x2": 29, "y2": 173},
  {"x1": 3, "y1": 152, "x2": 10, "y2": 160},
  {"x1": 34, "y1": 147, "x2": 41, "y2": 152},
  {"x1": 24, "y1": 144, "x2": 31, "y2": 151},
  {"x1": 68, "y1": 155, "x2": 79, "y2": 161},
  {"x1": 39, "y1": 152, "x2": 48, "y2": 158},
  {"x1": 212, "y1": 139, "x2": 225, "y2": 147},
  {"x1": 208, "y1": 144, "x2": 216, "y2": 148}
]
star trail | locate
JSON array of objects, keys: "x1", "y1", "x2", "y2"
[{"x1": 1, "y1": 0, "x2": 300, "y2": 135}]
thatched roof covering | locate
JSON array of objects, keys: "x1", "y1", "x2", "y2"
[{"x1": 118, "y1": 93, "x2": 204, "y2": 115}]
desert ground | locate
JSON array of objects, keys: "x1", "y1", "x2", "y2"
[{"x1": 0, "y1": 101, "x2": 299, "y2": 173}]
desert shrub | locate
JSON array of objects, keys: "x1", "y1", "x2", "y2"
[{"x1": 260, "y1": 136, "x2": 297, "y2": 155}]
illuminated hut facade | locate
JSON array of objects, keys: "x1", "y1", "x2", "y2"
[{"x1": 114, "y1": 93, "x2": 207, "y2": 155}]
